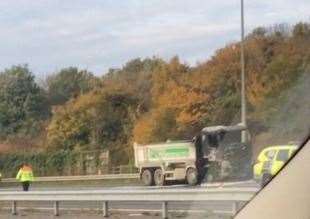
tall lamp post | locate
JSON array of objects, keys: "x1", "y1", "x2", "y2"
[{"x1": 240, "y1": 0, "x2": 247, "y2": 142}]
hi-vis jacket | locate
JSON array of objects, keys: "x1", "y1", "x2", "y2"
[{"x1": 16, "y1": 166, "x2": 34, "y2": 182}]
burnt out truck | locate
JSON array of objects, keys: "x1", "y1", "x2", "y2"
[{"x1": 133, "y1": 124, "x2": 251, "y2": 186}]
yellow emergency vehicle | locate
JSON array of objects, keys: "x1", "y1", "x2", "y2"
[{"x1": 253, "y1": 144, "x2": 298, "y2": 186}]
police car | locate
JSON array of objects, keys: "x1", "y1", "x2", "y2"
[{"x1": 253, "y1": 144, "x2": 298, "y2": 186}]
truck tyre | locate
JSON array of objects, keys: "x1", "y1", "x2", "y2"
[
  {"x1": 141, "y1": 169, "x2": 154, "y2": 186},
  {"x1": 154, "y1": 168, "x2": 165, "y2": 186},
  {"x1": 261, "y1": 173, "x2": 272, "y2": 187},
  {"x1": 186, "y1": 167, "x2": 198, "y2": 186}
]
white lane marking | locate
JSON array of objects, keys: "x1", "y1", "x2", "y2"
[
  {"x1": 201, "y1": 180, "x2": 257, "y2": 187},
  {"x1": 129, "y1": 213, "x2": 143, "y2": 216},
  {"x1": 111, "y1": 208, "x2": 206, "y2": 213},
  {"x1": 213, "y1": 210, "x2": 234, "y2": 214}
]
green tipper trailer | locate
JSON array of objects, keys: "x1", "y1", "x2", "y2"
[{"x1": 134, "y1": 124, "x2": 250, "y2": 186}]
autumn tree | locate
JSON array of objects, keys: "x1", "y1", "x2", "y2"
[{"x1": 46, "y1": 86, "x2": 139, "y2": 164}]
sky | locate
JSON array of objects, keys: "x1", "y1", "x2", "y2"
[{"x1": 0, "y1": 0, "x2": 309, "y2": 76}]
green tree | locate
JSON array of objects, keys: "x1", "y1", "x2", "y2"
[
  {"x1": 47, "y1": 67, "x2": 100, "y2": 105},
  {"x1": 0, "y1": 65, "x2": 49, "y2": 140},
  {"x1": 292, "y1": 22, "x2": 310, "y2": 38}
]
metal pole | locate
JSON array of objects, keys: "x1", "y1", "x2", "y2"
[
  {"x1": 162, "y1": 201, "x2": 168, "y2": 219},
  {"x1": 11, "y1": 201, "x2": 17, "y2": 215},
  {"x1": 103, "y1": 201, "x2": 109, "y2": 217},
  {"x1": 54, "y1": 201, "x2": 60, "y2": 216},
  {"x1": 240, "y1": 0, "x2": 247, "y2": 142}
]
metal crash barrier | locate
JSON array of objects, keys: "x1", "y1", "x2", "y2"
[{"x1": 0, "y1": 188, "x2": 257, "y2": 218}]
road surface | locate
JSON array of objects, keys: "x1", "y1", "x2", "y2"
[{"x1": 0, "y1": 180, "x2": 259, "y2": 191}]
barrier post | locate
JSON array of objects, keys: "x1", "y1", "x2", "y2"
[
  {"x1": 162, "y1": 201, "x2": 168, "y2": 219},
  {"x1": 11, "y1": 201, "x2": 17, "y2": 215},
  {"x1": 103, "y1": 201, "x2": 109, "y2": 217},
  {"x1": 54, "y1": 201, "x2": 60, "y2": 216}
]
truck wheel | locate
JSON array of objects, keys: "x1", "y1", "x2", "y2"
[
  {"x1": 141, "y1": 169, "x2": 154, "y2": 186},
  {"x1": 154, "y1": 168, "x2": 165, "y2": 186},
  {"x1": 186, "y1": 168, "x2": 198, "y2": 186}
]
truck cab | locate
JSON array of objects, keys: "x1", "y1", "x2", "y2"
[{"x1": 195, "y1": 124, "x2": 250, "y2": 181}]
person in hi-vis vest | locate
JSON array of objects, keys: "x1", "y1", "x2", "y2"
[{"x1": 16, "y1": 163, "x2": 34, "y2": 191}]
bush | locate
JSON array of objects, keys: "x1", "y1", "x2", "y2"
[{"x1": 0, "y1": 150, "x2": 76, "y2": 177}]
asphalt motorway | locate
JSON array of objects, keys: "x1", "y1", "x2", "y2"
[{"x1": 0, "y1": 180, "x2": 259, "y2": 191}]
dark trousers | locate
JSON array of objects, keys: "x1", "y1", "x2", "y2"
[{"x1": 22, "y1": 181, "x2": 30, "y2": 191}]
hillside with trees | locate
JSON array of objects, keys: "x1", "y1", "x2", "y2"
[{"x1": 0, "y1": 22, "x2": 309, "y2": 176}]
